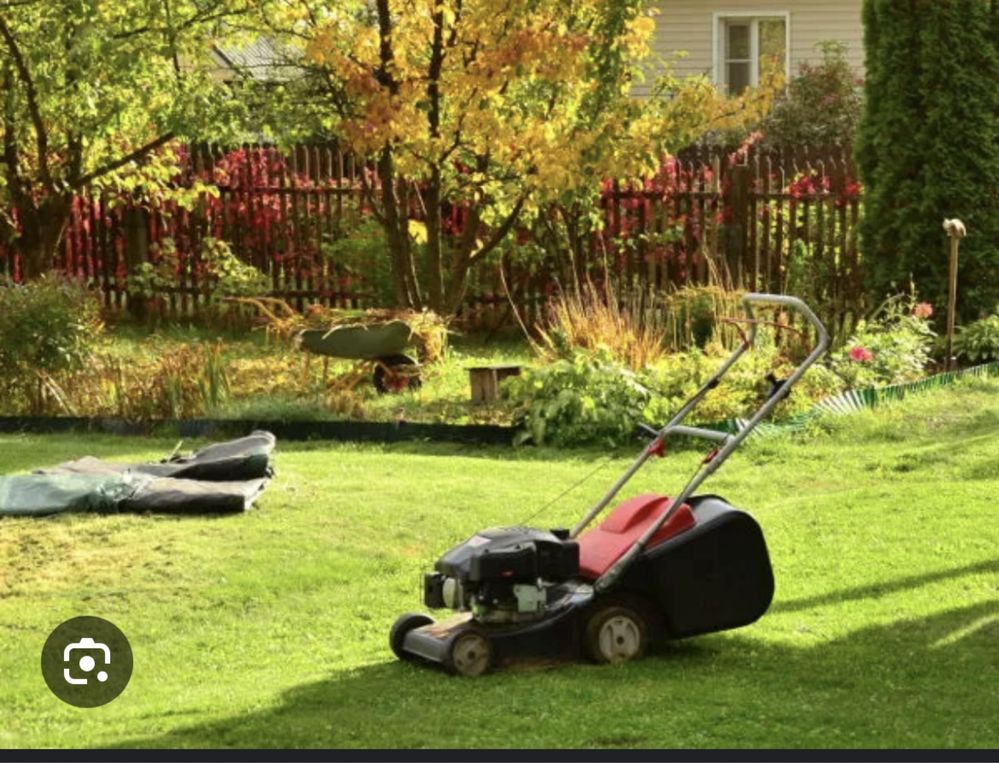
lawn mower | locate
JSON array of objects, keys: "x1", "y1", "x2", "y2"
[{"x1": 390, "y1": 294, "x2": 829, "y2": 676}]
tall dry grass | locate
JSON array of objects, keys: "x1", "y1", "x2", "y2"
[{"x1": 535, "y1": 281, "x2": 745, "y2": 370}]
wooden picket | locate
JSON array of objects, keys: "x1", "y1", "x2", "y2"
[{"x1": 0, "y1": 142, "x2": 864, "y2": 333}]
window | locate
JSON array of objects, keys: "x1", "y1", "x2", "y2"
[{"x1": 714, "y1": 13, "x2": 789, "y2": 95}]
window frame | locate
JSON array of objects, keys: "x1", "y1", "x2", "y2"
[{"x1": 712, "y1": 11, "x2": 791, "y2": 94}]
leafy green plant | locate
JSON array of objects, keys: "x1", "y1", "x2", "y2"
[
  {"x1": 322, "y1": 219, "x2": 398, "y2": 307},
  {"x1": 0, "y1": 276, "x2": 103, "y2": 412},
  {"x1": 128, "y1": 236, "x2": 269, "y2": 324},
  {"x1": 827, "y1": 296, "x2": 935, "y2": 388},
  {"x1": 505, "y1": 351, "x2": 650, "y2": 447},
  {"x1": 200, "y1": 238, "x2": 271, "y2": 301},
  {"x1": 126, "y1": 237, "x2": 183, "y2": 323},
  {"x1": 640, "y1": 338, "x2": 843, "y2": 426},
  {"x1": 954, "y1": 315, "x2": 999, "y2": 363}
]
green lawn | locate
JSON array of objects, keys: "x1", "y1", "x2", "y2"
[{"x1": 1, "y1": 378, "x2": 997, "y2": 749}]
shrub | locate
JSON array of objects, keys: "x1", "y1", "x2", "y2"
[
  {"x1": 200, "y1": 237, "x2": 270, "y2": 300},
  {"x1": 0, "y1": 276, "x2": 102, "y2": 373},
  {"x1": 507, "y1": 332, "x2": 841, "y2": 447},
  {"x1": 641, "y1": 339, "x2": 843, "y2": 426},
  {"x1": 128, "y1": 237, "x2": 270, "y2": 325},
  {"x1": 761, "y1": 41, "x2": 862, "y2": 147},
  {"x1": 0, "y1": 276, "x2": 103, "y2": 412},
  {"x1": 954, "y1": 314, "x2": 999, "y2": 363},
  {"x1": 322, "y1": 219, "x2": 398, "y2": 307},
  {"x1": 827, "y1": 296, "x2": 935, "y2": 388},
  {"x1": 505, "y1": 351, "x2": 650, "y2": 447}
]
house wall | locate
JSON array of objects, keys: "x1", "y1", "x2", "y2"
[{"x1": 636, "y1": 0, "x2": 864, "y2": 94}]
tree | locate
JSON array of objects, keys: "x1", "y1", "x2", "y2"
[
  {"x1": 0, "y1": 0, "x2": 248, "y2": 279},
  {"x1": 257, "y1": 0, "x2": 763, "y2": 315},
  {"x1": 857, "y1": 0, "x2": 999, "y2": 319}
]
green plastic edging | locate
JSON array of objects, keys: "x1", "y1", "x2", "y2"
[{"x1": 718, "y1": 361, "x2": 999, "y2": 439}]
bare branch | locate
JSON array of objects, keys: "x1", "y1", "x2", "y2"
[
  {"x1": 113, "y1": 2, "x2": 252, "y2": 40},
  {"x1": 76, "y1": 132, "x2": 176, "y2": 187},
  {"x1": 1, "y1": 65, "x2": 22, "y2": 192},
  {"x1": 471, "y1": 196, "x2": 526, "y2": 262},
  {"x1": 0, "y1": 12, "x2": 51, "y2": 185}
]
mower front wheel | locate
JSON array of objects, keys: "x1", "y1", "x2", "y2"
[
  {"x1": 584, "y1": 603, "x2": 649, "y2": 665},
  {"x1": 444, "y1": 630, "x2": 494, "y2": 677},
  {"x1": 390, "y1": 612, "x2": 434, "y2": 661}
]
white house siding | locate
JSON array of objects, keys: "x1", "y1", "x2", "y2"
[{"x1": 635, "y1": 0, "x2": 864, "y2": 95}]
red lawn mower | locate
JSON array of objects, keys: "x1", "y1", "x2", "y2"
[{"x1": 390, "y1": 294, "x2": 829, "y2": 676}]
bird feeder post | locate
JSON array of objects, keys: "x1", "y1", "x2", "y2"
[{"x1": 942, "y1": 219, "x2": 967, "y2": 371}]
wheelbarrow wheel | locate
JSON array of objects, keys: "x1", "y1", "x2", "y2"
[{"x1": 373, "y1": 354, "x2": 421, "y2": 394}]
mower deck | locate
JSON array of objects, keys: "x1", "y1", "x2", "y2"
[{"x1": 398, "y1": 583, "x2": 593, "y2": 672}]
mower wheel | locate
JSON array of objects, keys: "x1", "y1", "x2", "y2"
[
  {"x1": 584, "y1": 603, "x2": 649, "y2": 665},
  {"x1": 444, "y1": 630, "x2": 493, "y2": 677},
  {"x1": 389, "y1": 612, "x2": 434, "y2": 661},
  {"x1": 373, "y1": 355, "x2": 421, "y2": 395}
]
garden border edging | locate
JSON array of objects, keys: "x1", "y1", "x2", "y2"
[
  {"x1": 0, "y1": 416, "x2": 516, "y2": 445},
  {"x1": 723, "y1": 361, "x2": 999, "y2": 438}
]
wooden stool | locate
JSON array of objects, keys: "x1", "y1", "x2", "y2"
[{"x1": 468, "y1": 364, "x2": 522, "y2": 404}]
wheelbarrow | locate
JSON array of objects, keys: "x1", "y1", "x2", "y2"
[{"x1": 296, "y1": 320, "x2": 422, "y2": 394}]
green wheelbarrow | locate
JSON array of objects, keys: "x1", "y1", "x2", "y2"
[{"x1": 296, "y1": 320, "x2": 422, "y2": 394}]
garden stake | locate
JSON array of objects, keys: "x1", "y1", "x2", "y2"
[{"x1": 943, "y1": 218, "x2": 966, "y2": 371}]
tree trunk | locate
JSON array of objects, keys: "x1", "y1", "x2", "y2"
[
  {"x1": 424, "y1": 169, "x2": 445, "y2": 312},
  {"x1": 16, "y1": 195, "x2": 72, "y2": 280},
  {"x1": 443, "y1": 206, "x2": 480, "y2": 315},
  {"x1": 377, "y1": 148, "x2": 422, "y2": 309}
]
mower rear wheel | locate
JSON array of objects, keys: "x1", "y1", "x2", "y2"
[
  {"x1": 389, "y1": 612, "x2": 434, "y2": 661},
  {"x1": 584, "y1": 604, "x2": 649, "y2": 665},
  {"x1": 445, "y1": 631, "x2": 493, "y2": 677}
]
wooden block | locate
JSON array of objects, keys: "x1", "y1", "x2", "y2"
[{"x1": 468, "y1": 364, "x2": 522, "y2": 404}]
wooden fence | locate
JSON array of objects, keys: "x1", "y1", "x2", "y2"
[{"x1": 0, "y1": 142, "x2": 863, "y2": 333}]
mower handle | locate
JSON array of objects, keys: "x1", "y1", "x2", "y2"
[
  {"x1": 740, "y1": 293, "x2": 829, "y2": 352},
  {"x1": 588, "y1": 293, "x2": 829, "y2": 591},
  {"x1": 638, "y1": 422, "x2": 733, "y2": 446},
  {"x1": 570, "y1": 294, "x2": 829, "y2": 592}
]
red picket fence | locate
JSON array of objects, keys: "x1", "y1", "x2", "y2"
[{"x1": 0, "y1": 142, "x2": 863, "y2": 332}]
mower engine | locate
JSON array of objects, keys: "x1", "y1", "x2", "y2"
[{"x1": 423, "y1": 527, "x2": 580, "y2": 624}]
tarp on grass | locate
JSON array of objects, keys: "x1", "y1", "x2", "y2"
[
  {"x1": 0, "y1": 432, "x2": 276, "y2": 518},
  {"x1": 36, "y1": 430, "x2": 276, "y2": 481}
]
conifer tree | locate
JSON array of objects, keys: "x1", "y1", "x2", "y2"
[{"x1": 857, "y1": 0, "x2": 998, "y2": 318}]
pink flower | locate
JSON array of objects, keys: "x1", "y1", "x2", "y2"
[
  {"x1": 913, "y1": 302, "x2": 934, "y2": 319},
  {"x1": 849, "y1": 346, "x2": 873, "y2": 362}
]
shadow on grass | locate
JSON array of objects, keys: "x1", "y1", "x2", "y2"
[
  {"x1": 118, "y1": 596, "x2": 999, "y2": 749},
  {"x1": 772, "y1": 558, "x2": 999, "y2": 614}
]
